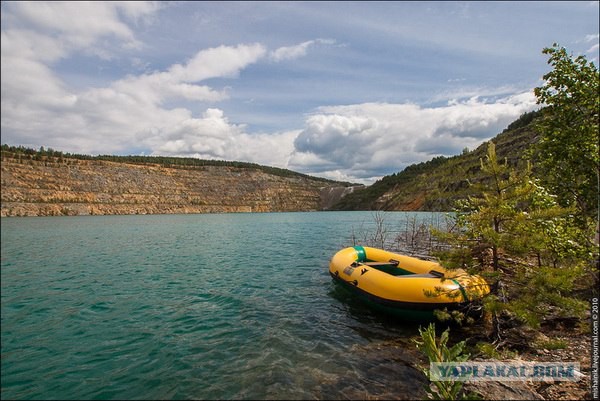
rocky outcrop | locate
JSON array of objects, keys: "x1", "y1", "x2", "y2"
[
  {"x1": 0, "y1": 154, "x2": 357, "y2": 217},
  {"x1": 319, "y1": 185, "x2": 364, "y2": 210}
]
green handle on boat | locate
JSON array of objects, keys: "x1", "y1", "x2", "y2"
[{"x1": 353, "y1": 245, "x2": 367, "y2": 262}]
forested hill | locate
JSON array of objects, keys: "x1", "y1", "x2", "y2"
[
  {"x1": 0, "y1": 146, "x2": 359, "y2": 217},
  {"x1": 330, "y1": 109, "x2": 542, "y2": 211}
]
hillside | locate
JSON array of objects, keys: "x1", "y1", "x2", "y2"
[
  {"x1": 0, "y1": 149, "x2": 358, "y2": 217},
  {"x1": 330, "y1": 110, "x2": 542, "y2": 211},
  {"x1": 0, "y1": 111, "x2": 540, "y2": 217}
]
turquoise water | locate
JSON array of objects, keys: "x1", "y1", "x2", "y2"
[{"x1": 1, "y1": 212, "x2": 437, "y2": 400}]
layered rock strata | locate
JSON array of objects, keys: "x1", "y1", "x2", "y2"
[{"x1": 1, "y1": 155, "x2": 356, "y2": 217}]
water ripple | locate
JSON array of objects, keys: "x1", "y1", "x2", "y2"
[{"x1": 1, "y1": 212, "x2": 435, "y2": 400}]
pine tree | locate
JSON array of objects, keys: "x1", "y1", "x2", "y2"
[{"x1": 434, "y1": 142, "x2": 589, "y2": 334}]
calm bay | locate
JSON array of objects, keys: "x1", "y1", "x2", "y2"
[{"x1": 1, "y1": 211, "x2": 441, "y2": 400}]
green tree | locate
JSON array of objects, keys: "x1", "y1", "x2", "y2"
[
  {"x1": 533, "y1": 43, "x2": 599, "y2": 221},
  {"x1": 434, "y1": 142, "x2": 589, "y2": 333}
]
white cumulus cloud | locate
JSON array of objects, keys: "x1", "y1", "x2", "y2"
[
  {"x1": 1, "y1": 1, "x2": 269, "y2": 155},
  {"x1": 289, "y1": 93, "x2": 538, "y2": 183},
  {"x1": 145, "y1": 108, "x2": 298, "y2": 169}
]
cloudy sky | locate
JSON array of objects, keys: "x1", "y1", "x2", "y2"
[{"x1": 1, "y1": 1, "x2": 598, "y2": 184}]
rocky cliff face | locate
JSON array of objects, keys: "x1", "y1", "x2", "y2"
[
  {"x1": 319, "y1": 185, "x2": 364, "y2": 210},
  {"x1": 1, "y1": 154, "x2": 356, "y2": 217}
]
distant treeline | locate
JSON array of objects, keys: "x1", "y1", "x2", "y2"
[
  {"x1": 1, "y1": 144, "x2": 352, "y2": 186},
  {"x1": 331, "y1": 154, "x2": 454, "y2": 209}
]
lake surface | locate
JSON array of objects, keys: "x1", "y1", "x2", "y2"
[{"x1": 1, "y1": 211, "x2": 444, "y2": 400}]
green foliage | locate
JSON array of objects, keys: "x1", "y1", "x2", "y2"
[
  {"x1": 504, "y1": 109, "x2": 542, "y2": 132},
  {"x1": 437, "y1": 143, "x2": 543, "y2": 269},
  {"x1": 331, "y1": 155, "x2": 451, "y2": 210},
  {"x1": 474, "y1": 342, "x2": 517, "y2": 359},
  {"x1": 533, "y1": 43, "x2": 599, "y2": 220},
  {"x1": 434, "y1": 141, "x2": 591, "y2": 331},
  {"x1": 509, "y1": 264, "x2": 587, "y2": 328},
  {"x1": 413, "y1": 323, "x2": 481, "y2": 400},
  {"x1": 535, "y1": 338, "x2": 568, "y2": 350},
  {"x1": 433, "y1": 308, "x2": 475, "y2": 326}
]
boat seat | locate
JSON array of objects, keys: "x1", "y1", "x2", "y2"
[
  {"x1": 403, "y1": 270, "x2": 446, "y2": 278},
  {"x1": 362, "y1": 259, "x2": 400, "y2": 267}
]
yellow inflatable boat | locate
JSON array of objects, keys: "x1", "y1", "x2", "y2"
[{"x1": 329, "y1": 246, "x2": 490, "y2": 320}]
